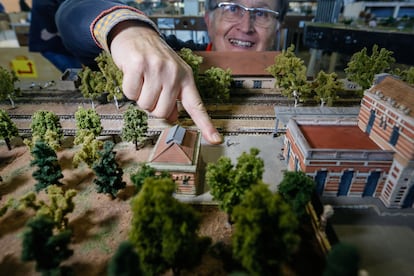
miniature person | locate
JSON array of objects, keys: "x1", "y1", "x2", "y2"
[{"x1": 55, "y1": 0, "x2": 288, "y2": 144}]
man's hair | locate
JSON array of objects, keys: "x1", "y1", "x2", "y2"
[{"x1": 205, "y1": 0, "x2": 289, "y2": 22}]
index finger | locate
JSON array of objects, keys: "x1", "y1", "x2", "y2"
[{"x1": 180, "y1": 85, "x2": 223, "y2": 145}]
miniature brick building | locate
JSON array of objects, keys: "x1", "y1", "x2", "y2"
[
  {"x1": 196, "y1": 51, "x2": 279, "y2": 89},
  {"x1": 147, "y1": 125, "x2": 203, "y2": 195},
  {"x1": 283, "y1": 76, "x2": 414, "y2": 208}
]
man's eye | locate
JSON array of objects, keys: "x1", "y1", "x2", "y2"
[
  {"x1": 255, "y1": 10, "x2": 268, "y2": 18},
  {"x1": 228, "y1": 5, "x2": 240, "y2": 13}
]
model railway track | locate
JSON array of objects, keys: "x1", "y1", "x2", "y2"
[
  {"x1": 13, "y1": 88, "x2": 291, "y2": 105},
  {"x1": 9, "y1": 114, "x2": 274, "y2": 121},
  {"x1": 209, "y1": 114, "x2": 275, "y2": 120},
  {"x1": 8, "y1": 114, "x2": 124, "y2": 120},
  {"x1": 17, "y1": 128, "x2": 163, "y2": 137},
  {"x1": 16, "y1": 127, "x2": 274, "y2": 137}
]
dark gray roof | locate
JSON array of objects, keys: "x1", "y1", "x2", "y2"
[{"x1": 166, "y1": 125, "x2": 186, "y2": 145}]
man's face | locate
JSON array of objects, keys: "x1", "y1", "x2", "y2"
[{"x1": 205, "y1": 0, "x2": 279, "y2": 51}]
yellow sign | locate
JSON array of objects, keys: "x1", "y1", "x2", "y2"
[{"x1": 10, "y1": 56, "x2": 38, "y2": 78}]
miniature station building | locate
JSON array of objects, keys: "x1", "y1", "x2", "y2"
[
  {"x1": 196, "y1": 51, "x2": 279, "y2": 89},
  {"x1": 147, "y1": 125, "x2": 204, "y2": 195},
  {"x1": 283, "y1": 76, "x2": 414, "y2": 208}
]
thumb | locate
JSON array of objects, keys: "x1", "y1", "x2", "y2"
[{"x1": 180, "y1": 85, "x2": 223, "y2": 145}]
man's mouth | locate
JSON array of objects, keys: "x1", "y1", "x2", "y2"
[{"x1": 229, "y1": 39, "x2": 254, "y2": 48}]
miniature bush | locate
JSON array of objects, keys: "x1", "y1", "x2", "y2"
[
  {"x1": 130, "y1": 163, "x2": 171, "y2": 194},
  {"x1": 232, "y1": 183, "x2": 300, "y2": 276},
  {"x1": 278, "y1": 171, "x2": 315, "y2": 220},
  {"x1": 129, "y1": 177, "x2": 210, "y2": 275},
  {"x1": 323, "y1": 242, "x2": 360, "y2": 276},
  {"x1": 18, "y1": 185, "x2": 77, "y2": 230},
  {"x1": 206, "y1": 148, "x2": 264, "y2": 216}
]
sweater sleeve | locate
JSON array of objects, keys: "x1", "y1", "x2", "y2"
[{"x1": 56, "y1": 0, "x2": 159, "y2": 67}]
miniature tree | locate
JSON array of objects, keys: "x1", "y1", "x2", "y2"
[
  {"x1": 122, "y1": 104, "x2": 148, "y2": 150},
  {"x1": 92, "y1": 141, "x2": 126, "y2": 198},
  {"x1": 0, "y1": 109, "x2": 19, "y2": 150},
  {"x1": 18, "y1": 185, "x2": 77, "y2": 230},
  {"x1": 266, "y1": 45, "x2": 309, "y2": 107},
  {"x1": 73, "y1": 107, "x2": 103, "y2": 167},
  {"x1": 108, "y1": 241, "x2": 143, "y2": 276},
  {"x1": 401, "y1": 67, "x2": 414, "y2": 85},
  {"x1": 345, "y1": 44, "x2": 395, "y2": 90},
  {"x1": 394, "y1": 66, "x2": 414, "y2": 85},
  {"x1": 323, "y1": 242, "x2": 360, "y2": 276},
  {"x1": 130, "y1": 163, "x2": 171, "y2": 194},
  {"x1": 95, "y1": 51, "x2": 124, "y2": 108},
  {"x1": 278, "y1": 171, "x2": 315, "y2": 220},
  {"x1": 21, "y1": 215, "x2": 73, "y2": 275},
  {"x1": 73, "y1": 130, "x2": 103, "y2": 168},
  {"x1": 198, "y1": 67, "x2": 232, "y2": 103},
  {"x1": 178, "y1": 47, "x2": 203, "y2": 83},
  {"x1": 0, "y1": 65, "x2": 21, "y2": 108},
  {"x1": 206, "y1": 148, "x2": 264, "y2": 217},
  {"x1": 129, "y1": 177, "x2": 210, "y2": 275},
  {"x1": 74, "y1": 106, "x2": 102, "y2": 139},
  {"x1": 179, "y1": 48, "x2": 232, "y2": 103},
  {"x1": 232, "y1": 183, "x2": 300, "y2": 276},
  {"x1": 30, "y1": 140, "x2": 63, "y2": 192},
  {"x1": 311, "y1": 71, "x2": 342, "y2": 107},
  {"x1": 78, "y1": 66, "x2": 106, "y2": 108},
  {"x1": 27, "y1": 110, "x2": 63, "y2": 151}
]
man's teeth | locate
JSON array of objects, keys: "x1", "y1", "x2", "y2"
[{"x1": 230, "y1": 39, "x2": 252, "y2": 47}]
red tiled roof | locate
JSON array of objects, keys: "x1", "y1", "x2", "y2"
[
  {"x1": 299, "y1": 125, "x2": 381, "y2": 150},
  {"x1": 150, "y1": 128, "x2": 198, "y2": 165},
  {"x1": 368, "y1": 76, "x2": 414, "y2": 117},
  {"x1": 195, "y1": 51, "x2": 280, "y2": 76}
]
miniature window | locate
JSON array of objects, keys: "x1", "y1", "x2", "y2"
[
  {"x1": 182, "y1": 176, "x2": 190, "y2": 185},
  {"x1": 379, "y1": 115, "x2": 387, "y2": 130},
  {"x1": 253, "y1": 80, "x2": 262, "y2": 89},
  {"x1": 234, "y1": 80, "x2": 244, "y2": 88},
  {"x1": 366, "y1": 109, "x2": 376, "y2": 134},
  {"x1": 389, "y1": 125, "x2": 400, "y2": 146}
]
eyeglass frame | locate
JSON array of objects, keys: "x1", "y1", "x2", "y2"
[{"x1": 211, "y1": 2, "x2": 280, "y2": 28}]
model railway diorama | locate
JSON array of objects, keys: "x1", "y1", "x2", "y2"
[{"x1": 1, "y1": 46, "x2": 413, "y2": 275}]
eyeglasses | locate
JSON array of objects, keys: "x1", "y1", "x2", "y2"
[{"x1": 212, "y1": 2, "x2": 279, "y2": 28}]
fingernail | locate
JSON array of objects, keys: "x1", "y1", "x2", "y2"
[{"x1": 212, "y1": 132, "x2": 223, "y2": 144}]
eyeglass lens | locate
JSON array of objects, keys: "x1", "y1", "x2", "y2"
[{"x1": 219, "y1": 3, "x2": 278, "y2": 27}]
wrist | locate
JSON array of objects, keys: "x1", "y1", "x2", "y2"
[{"x1": 108, "y1": 20, "x2": 158, "y2": 51}]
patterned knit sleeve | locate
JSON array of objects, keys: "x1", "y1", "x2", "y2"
[{"x1": 92, "y1": 7, "x2": 160, "y2": 52}]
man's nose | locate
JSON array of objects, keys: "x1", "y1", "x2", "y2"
[{"x1": 237, "y1": 11, "x2": 255, "y2": 32}]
